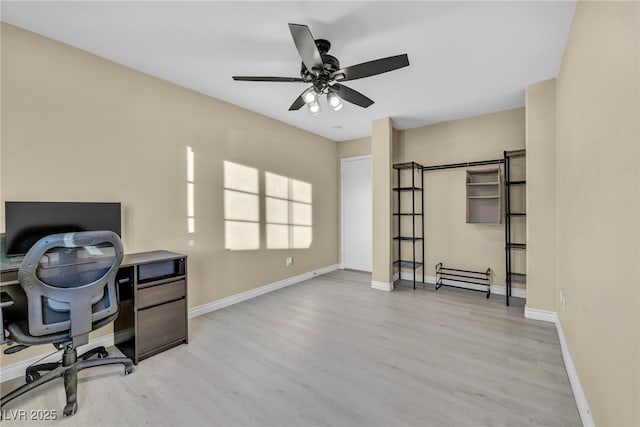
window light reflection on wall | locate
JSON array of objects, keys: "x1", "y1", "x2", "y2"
[
  {"x1": 224, "y1": 161, "x2": 260, "y2": 250},
  {"x1": 186, "y1": 146, "x2": 195, "y2": 234},
  {"x1": 265, "y1": 172, "x2": 312, "y2": 249}
]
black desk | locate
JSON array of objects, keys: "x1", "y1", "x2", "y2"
[
  {"x1": 0, "y1": 251, "x2": 188, "y2": 363},
  {"x1": 0, "y1": 260, "x2": 26, "y2": 346},
  {"x1": 113, "y1": 251, "x2": 188, "y2": 364}
]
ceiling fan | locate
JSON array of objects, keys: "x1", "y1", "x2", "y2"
[{"x1": 233, "y1": 23, "x2": 410, "y2": 114}]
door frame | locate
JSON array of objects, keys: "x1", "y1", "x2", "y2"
[{"x1": 340, "y1": 154, "x2": 373, "y2": 270}]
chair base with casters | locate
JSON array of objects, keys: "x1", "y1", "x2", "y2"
[{"x1": 1, "y1": 313, "x2": 134, "y2": 417}]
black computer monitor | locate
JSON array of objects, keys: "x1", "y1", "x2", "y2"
[{"x1": 4, "y1": 201, "x2": 121, "y2": 257}]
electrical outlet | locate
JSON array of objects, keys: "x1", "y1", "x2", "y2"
[{"x1": 286, "y1": 257, "x2": 293, "y2": 266}]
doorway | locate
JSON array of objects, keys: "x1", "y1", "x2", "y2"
[{"x1": 341, "y1": 155, "x2": 372, "y2": 272}]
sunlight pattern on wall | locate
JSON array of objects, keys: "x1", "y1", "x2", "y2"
[
  {"x1": 186, "y1": 146, "x2": 195, "y2": 234},
  {"x1": 224, "y1": 161, "x2": 260, "y2": 250},
  {"x1": 265, "y1": 172, "x2": 312, "y2": 249}
]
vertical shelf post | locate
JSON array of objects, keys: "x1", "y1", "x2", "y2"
[
  {"x1": 392, "y1": 162, "x2": 425, "y2": 290},
  {"x1": 412, "y1": 163, "x2": 416, "y2": 286},
  {"x1": 504, "y1": 151, "x2": 511, "y2": 306},
  {"x1": 397, "y1": 167, "x2": 401, "y2": 277},
  {"x1": 421, "y1": 167, "x2": 425, "y2": 286},
  {"x1": 504, "y1": 149, "x2": 527, "y2": 306}
]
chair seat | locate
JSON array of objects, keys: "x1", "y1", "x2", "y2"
[{"x1": 7, "y1": 312, "x2": 119, "y2": 346}]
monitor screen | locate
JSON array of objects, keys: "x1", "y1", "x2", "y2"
[{"x1": 4, "y1": 201, "x2": 121, "y2": 257}]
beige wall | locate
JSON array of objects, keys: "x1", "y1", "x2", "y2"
[
  {"x1": 555, "y1": 1, "x2": 639, "y2": 426},
  {"x1": 525, "y1": 79, "x2": 557, "y2": 311},
  {"x1": 1, "y1": 24, "x2": 339, "y2": 365},
  {"x1": 337, "y1": 136, "x2": 371, "y2": 159},
  {"x1": 371, "y1": 118, "x2": 394, "y2": 285},
  {"x1": 395, "y1": 108, "x2": 525, "y2": 285}
]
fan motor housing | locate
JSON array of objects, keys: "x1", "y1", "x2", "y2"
[
  {"x1": 299, "y1": 42, "x2": 341, "y2": 81},
  {"x1": 321, "y1": 54, "x2": 340, "y2": 73}
]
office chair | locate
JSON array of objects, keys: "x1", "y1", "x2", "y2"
[{"x1": 0, "y1": 231, "x2": 133, "y2": 416}]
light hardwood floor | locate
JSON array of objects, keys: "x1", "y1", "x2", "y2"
[{"x1": 1, "y1": 270, "x2": 580, "y2": 426}]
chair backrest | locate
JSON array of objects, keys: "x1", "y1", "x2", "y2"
[{"x1": 18, "y1": 231, "x2": 124, "y2": 340}]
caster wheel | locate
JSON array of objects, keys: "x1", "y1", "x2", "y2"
[
  {"x1": 124, "y1": 366, "x2": 133, "y2": 375},
  {"x1": 63, "y1": 402, "x2": 78, "y2": 417},
  {"x1": 25, "y1": 372, "x2": 41, "y2": 383},
  {"x1": 97, "y1": 349, "x2": 109, "y2": 359}
]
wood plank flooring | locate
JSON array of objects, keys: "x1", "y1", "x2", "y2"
[{"x1": 1, "y1": 270, "x2": 581, "y2": 426}]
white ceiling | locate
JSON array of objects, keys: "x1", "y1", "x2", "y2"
[{"x1": 1, "y1": 1, "x2": 575, "y2": 141}]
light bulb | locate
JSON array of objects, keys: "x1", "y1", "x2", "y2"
[
  {"x1": 308, "y1": 100, "x2": 320, "y2": 116},
  {"x1": 327, "y1": 92, "x2": 343, "y2": 111},
  {"x1": 303, "y1": 89, "x2": 317, "y2": 104}
]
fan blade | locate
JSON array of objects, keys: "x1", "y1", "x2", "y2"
[
  {"x1": 288, "y1": 95, "x2": 306, "y2": 111},
  {"x1": 233, "y1": 76, "x2": 305, "y2": 82},
  {"x1": 332, "y1": 54, "x2": 409, "y2": 82},
  {"x1": 288, "y1": 23, "x2": 323, "y2": 74},
  {"x1": 332, "y1": 84, "x2": 374, "y2": 108}
]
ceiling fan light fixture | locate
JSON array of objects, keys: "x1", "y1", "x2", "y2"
[
  {"x1": 327, "y1": 92, "x2": 343, "y2": 111},
  {"x1": 302, "y1": 88, "x2": 318, "y2": 104},
  {"x1": 308, "y1": 100, "x2": 321, "y2": 116}
]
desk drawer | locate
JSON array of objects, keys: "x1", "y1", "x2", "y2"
[
  {"x1": 137, "y1": 279, "x2": 185, "y2": 309},
  {"x1": 137, "y1": 299, "x2": 186, "y2": 356}
]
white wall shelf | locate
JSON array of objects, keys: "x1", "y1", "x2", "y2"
[{"x1": 466, "y1": 168, "x2": 502, "y2": 224}]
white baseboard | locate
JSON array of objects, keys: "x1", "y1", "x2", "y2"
[
  {"x1": 490, "y1": 285, "x2": 527, "y2": 299},
  {"x1": 371, "y1": 281, "x2": 394, "y2": 291},
  {"x1": 1, "y1": 333, "x2": 115, "y2": 382},
  {"x1": 524, "y1": 305, "x2": 557, "y2": 323},
  {"x1": 555, "y1": 317, "x2": 595, "y2": 427},
  {"x1": 188, "y1": 264, "x2": 339, "y2": 319},
  {"x1": 523, "y1": 306, "x2": 594, "y2": 427},
  {"x1": 396, "y1": 272, "x2": 526, "y2": 299}
]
